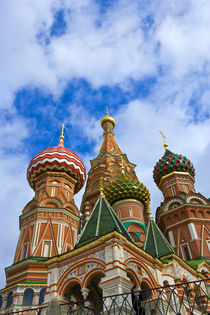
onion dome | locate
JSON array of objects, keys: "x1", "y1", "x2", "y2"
[
  {"x1": 27, "y1": 136, "x2": 86, "y2": 193},
  {"x1": 153, "y1": 149, "x2": 195, "y2": 186},
  {"x1": 104, "y1": 176, "x2": 150, "y2": 209},
  {"x1": 101, "y1": 108, "x2": 116, "y2": 128}
]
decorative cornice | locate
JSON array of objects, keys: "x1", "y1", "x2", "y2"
[
  {"x1": 112, "y1": 199, "x2": 143, "y2": 207},
  {"x1": 45, "y1": 230, "x2": 164, "y2": 268},
  {"x1": 20, "y1": 206, "x2": 80, "y2": 221},
  {"x1": 158, "y1": 171, "x2": 195, "y2": 188},
  {"x1": 34, "y1": 171, "x2": 77, "y2": 184},
  {"x1": 160, "y1": 254, "x2": 206, "y2": 279},
  {"x1": 0, "y1": 282, "x2": 46, "y2": 294}
]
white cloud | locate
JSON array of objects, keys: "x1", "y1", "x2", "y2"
[{"x1": 0, "y1": 114, "x2": 33, "y2": 289}]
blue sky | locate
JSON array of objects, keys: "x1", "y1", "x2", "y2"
[{"x1": 0, "y1": 0, "x2": 210, "y2": 288}]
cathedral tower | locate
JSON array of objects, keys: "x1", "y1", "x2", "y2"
[
  {"x1": 6, "y1": 127, "x2": 86, "y2": 287},
  {"x1": 153, "y1": 136, "x2": 210, "y2": 261},
  {"x1": 81, "y1": 111, "x2": 150, "y2": 246}
]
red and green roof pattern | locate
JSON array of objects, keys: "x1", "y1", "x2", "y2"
[
  {"x1": 104, "y1": 176, "x2": 150, "y2": 209},
  {"x1": 153, "y1": 149, "x2": 195, "y2": 186}
]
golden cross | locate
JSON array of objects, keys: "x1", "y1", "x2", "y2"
[
  {"x1": 105, "y1": 106, "x2": 109, "y2": 116},
  {"x1": 99, "y1": 177, "x2": 104, "y2": 195},
  {"x1": 59, "y1": 122, "x2": 67, "y2": 138},
  {"x1": 159, "y1": 130, "x2": 168, "y2": 150}
]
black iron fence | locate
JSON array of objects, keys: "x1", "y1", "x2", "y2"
[
  {"x1": 63, "y1": 278, "x2": 210, "y2": 314},
  {"x1": 2, "y1": 278, "x2": 210, "y2": 314}
]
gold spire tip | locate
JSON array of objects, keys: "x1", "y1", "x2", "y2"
[
  {"x1": 120, "y1": 155, "x2": 125, "y2": 175},
  {"x1": 59, "y1": 122, "x2": 67, "y2": 142},
  {"x1": 99, "y1": 177, "x2": 104, "y2": 196},
  {"x1": 159, "y1": 130, "x2": 168, "y2": 150},
  {"x1": 101, "y1": 107, "x2": 116, "y2": 128},
  {"x1": 148, "y1": 207, "x2": 153, "y2": 219}
]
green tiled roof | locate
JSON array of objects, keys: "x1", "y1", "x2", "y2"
[
  {"x1": 76, "y1": 195, "x2": 133, "y2": 248},
  {"x1": 143, "y1": 218, "x2": 174, "y2": 258},
  {"x1": 186, "y1": 258, "x2": 210, "y2": 269}
]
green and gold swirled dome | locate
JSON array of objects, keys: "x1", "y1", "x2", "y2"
[{"x1": 104, "y1": 176, "x2": 150, "y2": 209}]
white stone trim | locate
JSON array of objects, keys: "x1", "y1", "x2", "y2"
[
  {"x1": 188, "y1": 223, "x2": 199, "y2": 240},
  {"x1": 165, "y1": 199, "x2": 184, "y2": 211},
  {"x1": 187, "y1": 196, "x2": 207, "y2": 204}
]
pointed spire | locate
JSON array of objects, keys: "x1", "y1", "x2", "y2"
[
  {"x1": 99, "y1": 110, "x2": 121, "y2": 154},
  {"x1": 76, "y1": 195, "x2": 133, "y2": 248},
  {"x1": 159, "y1": 130, "x2": 168, "y2": 150},
  {"x1": 143, "y1": 215, "x2": 174, "y2": 258},
  {"x1": 147, "y1": 206, "x2": 153, "y2": 219},
  {"x1": 58, "y1": 122, "x2": 67, "y2": 147}
]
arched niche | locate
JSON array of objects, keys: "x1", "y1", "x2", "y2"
[
  {"x1": 86, "y1": 272, "x2": 104, "y2": 312},
  {"x1": 140, "y1": 281, "x2": 152, "y2": 301},
  {"x1": 64, "y1": 282, "x2": 83, "y2": 304},
  {"x1": 23, "y1": 288, "x2": 34, "y2": 306},
  {"x1": 6, "y1": 292, "x2": 13, "y2": 308},
  {"x1": 39, "y1": 288, "x2": 46, "y2": 305}
]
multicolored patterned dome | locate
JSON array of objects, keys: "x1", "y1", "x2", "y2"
[
  {"x1": 104, "y1": 176, "x2": 150, "y2": 209},
  {"x1": 153, "y1": 149, "x2": 195, "y2": 186},
  {"x1": 27, "y1": 140, "x2": 86, "y2": 193}
]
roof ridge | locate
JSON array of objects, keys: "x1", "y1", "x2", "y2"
[
  {"x1": 143, "y1": 218, "x2": 174, "y2": 258},
  {"x1": 76, "y1": 195, "x2": 133, "y2": 248}
]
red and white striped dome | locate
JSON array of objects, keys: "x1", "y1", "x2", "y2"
[{"x1": 27, "y1": 140, "x2": 86, "y2": 193}]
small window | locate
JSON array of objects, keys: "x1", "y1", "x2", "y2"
[
  {"x1": 0, "y1": 295, "x2": 2, "y2": 309},
  {"x1": 23, "y1": 289, "x2": 34, "y2": 306},
  {"x1": 6, "y1": 292, "x2": 13, "y2": 308},
  {"x1": 171, "y1": 187, "x2": 176, "y2": 196},
  {"x1": 51, "y1": 187, "x2": 55, "y2": 197},
  {"x1": 43, "y1": 242, "x2": 50, "y2": 257},
  {"x1": 183, "y1": 246, "x2": 191, "y2": 260},
  {"x1": 129, "y1": 207, "x2": 133, "y2": 217},
  {"x1": 39, "y1": 288, "x2": 46, "y2": 305},
  {"x1": 22, "y1": 244, "x2": 28, "y2": 259},
  {"x1": 66, "y1": 191, "x2": 69, "y2": 201}
]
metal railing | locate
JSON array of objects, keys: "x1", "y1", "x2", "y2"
[
  {"x1": 2, "y1": 278, "x2": 209, "y2": 314},
  {"x1": 63, "y1": 279, "x2": 209, "y2": 315}
]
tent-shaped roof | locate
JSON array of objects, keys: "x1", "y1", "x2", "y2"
[
  {"x1": 76, "y1": 195, "x2": 133, "y2": 248},
  {"x1": 143, "y1": 218, "x2": 174, "y2": 258}
]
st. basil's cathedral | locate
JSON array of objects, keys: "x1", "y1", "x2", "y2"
[{"x1": 0, "y1": 112, "x2": 209, "y2": 314}]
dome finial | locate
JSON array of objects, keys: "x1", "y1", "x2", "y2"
[
  {"x1": 59, "y1": 122, "x2": 67, "y2": 143},
  {"x1": 159, "y1": 130, "x2": 168, "y2": 150},
  {"x1": 99, "y1": 177, "x2": 104, "y2": 196},
  {"x1": 147, "y1": 206, "x2": 153, "y2": 219},
  {"x1": 101, "y1": 107, "x2": 116, "y2": 129}
]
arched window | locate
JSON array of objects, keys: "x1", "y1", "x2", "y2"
[
  {"x1": 140, "y1": 282, "x2": 151, "y2": 301},
  {"x1": 6, "y1": 292, "x2": 13, "y2": 308},
  {"x1": 39, "y1": 288, "x2": 46, "y2": 305},
  {"x1": 23, "y1": 289, "x2": 34, "y2": 306},
  {"x1": 0, "y1": 295, "x2": 2, "y2": 309}
]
